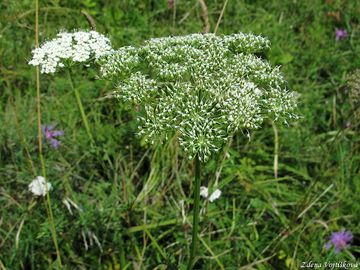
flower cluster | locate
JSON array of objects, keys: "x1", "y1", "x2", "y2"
[
  {"x1": 29, "y1": 30, "x2": 113, "y2": 74},
  {"x1": 101, "y1": 33, "x2": 298, "y2": 161}
]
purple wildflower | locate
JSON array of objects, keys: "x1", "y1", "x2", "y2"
[
  {"x1": 325, "y1": 229, "x2": 353, "y2": 253},
  {"x1": 335, "y1": 29, "x2": 348, "y2": 41},
  {"x1": 41, "y1": 124, "x2": 64, "y2": 149}
]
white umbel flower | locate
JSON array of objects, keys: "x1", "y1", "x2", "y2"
[
  {"x1": 29, "y1": 30, "x2": 113, "y2": 74},
  {"x1": 29, "y1": 176, "x2": 52, "y2": 196},
  {"x1": 200, "y1": 186, "x2": 221, "y2": 202}
]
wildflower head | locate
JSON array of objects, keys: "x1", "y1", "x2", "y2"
[
  {"x1": 41, "y1": 124, "x2": 64, "y2": 149},
  {"x1": 101, "y1": 33, "x2": 298, "y2": 161},
  {"x1": 29, "y1": 176, "x2": 52, "y2": 196},
  {"x1": 29, "y1": 30, "x2": 113, "y2": 74},
  {"x1": 335, "y1": 29, "x2": 348, "y2": 41},
  {"x1": 325, "y1": 229, "x2": 353, "y2": 253}
]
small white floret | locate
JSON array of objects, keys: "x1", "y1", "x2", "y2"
[
  {"x1": 200, "y1": 186, "x2": 221, "y2": 202},
  {"x1": 208, "y1": 189, "x2": 222, "y2": 202},
  {"x1": 200, "y1": 186, "x2": 209, "y2": 198},
  {"x1": 29, "y1": 176, "x2": 52, "y2": 196}
]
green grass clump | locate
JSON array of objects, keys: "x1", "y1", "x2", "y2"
[{"x1": 0, "y1": 0, "x2": 359, "y2": 269}]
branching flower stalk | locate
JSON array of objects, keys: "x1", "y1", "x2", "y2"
[{"x1": 100, "y1": 33, "x2": 298, "y2": 268}]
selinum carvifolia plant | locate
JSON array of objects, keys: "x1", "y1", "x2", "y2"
[
  {"x1": 30, "y1": 30, "x2": 298, "y2": 268},
  {"x1": 100, "y1": 33, "x2": 298, "y2": 268}
]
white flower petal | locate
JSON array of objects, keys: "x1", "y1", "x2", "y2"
[
  {"x1": 208, "y1": 189, "x2": 221, "y2": 202},
  {"x1": 200, "y1": 186, "x2": 209, "y2": 198}
]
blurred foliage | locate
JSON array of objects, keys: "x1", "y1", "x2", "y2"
[{"x1": 0, "y1": 0, "x2": 360, "y2": 269}]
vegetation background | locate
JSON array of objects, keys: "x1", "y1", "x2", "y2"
[{"x1": 0, "y1": 0, "x2": 359, "y2": 269}]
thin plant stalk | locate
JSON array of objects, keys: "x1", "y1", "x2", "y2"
[
  {"x1": 172, "y1": 0, "x2": 177, "y2": 33},
  {"x1": 271, "y1": 121, "x2": 279, "y2": 180},
  {"x1": 34, "y1": 0, "x2": 62, "y2": 267},
  {"x1": 198, "y1": 0, "x2": 210, "y2": 33},
  {"x1": 187, "y1": 154, "x2": 201, "y2": 270},
  {"x1": 41, "y1": 156, "x2": 62, "y2": 267},
  {"x1": 66, "y1": 69, "x2": 94, "y2": 144},
  {"x1": 214, "y1": 0, "x2": 229, "y2": 34}
]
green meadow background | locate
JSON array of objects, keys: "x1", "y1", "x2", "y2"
[{"x1": 0, "y1": 0, "x2": 359, "y2": 269}]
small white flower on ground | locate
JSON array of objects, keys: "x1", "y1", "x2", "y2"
[
  {"x1": 200, "y1": 186, "x2": 221, "y2": 202},
  {"x1": 200, "y1": 186, "x2": 209, "y2": 198},
  {"x1": 29, "y1": 176, "x2": 52, "y2": 196},
  {"x1": 208, "y1": 189, "x2": 222, "y2": 202}
]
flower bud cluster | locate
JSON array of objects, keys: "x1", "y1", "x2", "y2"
[{"x1": 101, "y1": 33, "x2": 298, "y2": 161}]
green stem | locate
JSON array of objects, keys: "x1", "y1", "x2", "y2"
[
  {"x1": 40, "y1": 154, "x2": 62, "y2": 267},
  {"x1": 187, "y1": 154, "x2": 201, "y2": 270},
  {"x1": 66, "y1": 69, "x2": 94, "y2": 144},
  {"x1": 35, "y1": 0, "x2": 62, "y2": 267},
  {"x1": 119, "y1": 234, "x2": 127, "y2": 269}
]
